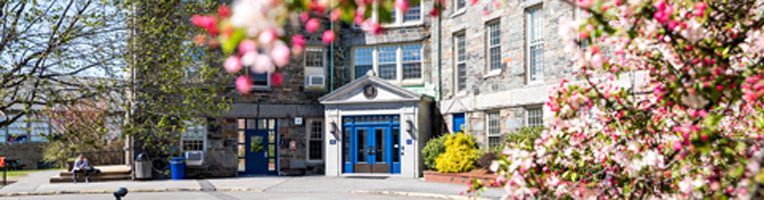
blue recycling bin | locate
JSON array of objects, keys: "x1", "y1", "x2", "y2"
[{"x1": 169, "y1": 157, "x2": 186, "y2": 180}]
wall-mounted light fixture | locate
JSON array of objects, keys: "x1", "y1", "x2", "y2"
[
  {"x1": 405, "y1": 116, "x2": 416, "y2": 139},
  {"x1": 330, "y1": 121, "x2": 339, "y2": 140}
]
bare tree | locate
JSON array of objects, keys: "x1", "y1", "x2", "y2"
[{"x1": 0, "y1": 0, "x2": 128, "y2": 127}]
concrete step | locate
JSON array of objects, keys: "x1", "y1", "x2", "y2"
[{"x1": 49, "y1": 174, "x2": 132, "y2": 183}]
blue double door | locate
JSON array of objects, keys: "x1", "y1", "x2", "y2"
[{"x1": 343, "y1": 116, "x2": 401, "y2": 174}]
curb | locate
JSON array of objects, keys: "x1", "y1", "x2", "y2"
[
  {"x1": 351, "y1": 190, "x2": 489, "y2": 200},
  {"x1": 0, "y1": 187, "x2": 264, "y2": 197}
]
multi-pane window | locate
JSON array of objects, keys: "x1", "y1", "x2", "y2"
[
  {"x1": 454, "y1": 33, "x2": 467, "y2": 92},
  {"x1": 378, "y1": 46, "x2": 397, "y2": 80},
  {"x1": 486, "y1": 21, "x2": 502, "y2": 71},
  {"x1": 308, "y1": 120, "x2": 323, "y2": 160},
  {"x1": 527, "y1": 6, "x2": 544, "y2": 82},
  {"x1": 251, "y1": 71, "x2": 269, "y2": 87},
  {"x1": 402, "y1": 44, "x2": 422, "y2": 79},
  {"x1": 527, "y1": 108, "x2": 543, "y2": 127},
  {"x1": 403, "y1": 6, "x2": 421, "y2": 22},
  {"x1": 352, "y1": 44, "x2": 423, "y2": 82},
  {"x1": 455, "y1": 0, "x2": 466, "y2": 11},
  {"x1": 354, "y1": 48, "x2": 374, "y2": 79},
  {"x1": 304, "y1": 47, "x2": 325, "y2": 88},
  {"x1": 29, "y1": 117, "x2": 49, "y2": 142},
  {"x1": 487, "y1": 112, "x2": 501, "y2": 148},
  {"x1": 182, "y1": 122, "x2": 206, "y2": 152},
  {"x1": 6, "y1": 115, "x2": 28, "y2": 143}
]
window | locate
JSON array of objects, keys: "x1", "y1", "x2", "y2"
[
  {"x1": 251, "y1": 71, "x2": 269, "y2": 87},
  {"x1": 307, "y1": 120, "x2": 323, "y2": 161},
  {"x1": 454, "y1": 33, "x2": 467, "y2": 92},
  {"x1": 402, "y1": 44, "x2": 422, "y2": 79},
  {"x1": 6, "y1": 115, "x2": 27, "y2": 143},
  {"x1": 29, "y1": 116, "x2": 49, "y2": 142},
  {"x1": 486, "y1": 21, "x2": 502, "y2": 72},
  {"x1": 307, "y1": 75, "x2": 325, "y2": 87},
  {"x1": 304, "y1": 48, "x2": 324, "y2": 68},
  {"x1": 487, "y1": 112, "x2": 501, "y2": 147},
  {"x1": 403, "y1": 6, "x2": 421, "y2": 22},
  {"x1": 378, "y1": 46, "x2": 398, "y2": 80},
  {"x1": 527, "y1": 6, "x2": 544, "y2": 83},
  {"x1": 182, "y1": 121, "x2": 206, "y2": 152},
  {"x1": 455, "y1": 0, "x2": 466, "y2": 12},
  {"x1": 527, "y1": 108, "x2": 543, "y2": 127},
  {"x1": 352, "y1": 44, "x2": 424, "y2": 83},
  {"x1": 354, "y1": 48, "x2": 373, "y2": 79}
]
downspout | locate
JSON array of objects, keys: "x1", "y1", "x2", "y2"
[
  {"x1": 329, "y1": 6, "x2": 335, "y2": 92},
  {"x1": 435, "y1": 7, "x2": 442, "y2": 101}
]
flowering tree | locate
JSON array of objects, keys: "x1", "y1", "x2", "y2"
[
  {"x1": 190, "y1": 0, "x2": 434, "y2": 94},
  {"x1": 492, "y1": 0, "x2": 764, "y2": 199}
]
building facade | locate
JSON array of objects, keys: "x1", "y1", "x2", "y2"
[{"x1": 184, "y1": 0, "x2": 580, "y2": 178}]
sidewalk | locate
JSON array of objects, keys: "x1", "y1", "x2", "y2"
[{"x1": 0, "y1": 172, "x2": 505, "y2": 199}]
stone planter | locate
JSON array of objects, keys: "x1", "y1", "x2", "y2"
[{"x1": 423, "y1": 170, "x2": 499, "y2": 187}]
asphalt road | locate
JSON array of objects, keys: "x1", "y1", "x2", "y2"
[{"x1": 0, "y1": 191, "x2": 441, "y2": 200}]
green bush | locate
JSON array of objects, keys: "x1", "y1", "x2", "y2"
[
  {"x1": 435, "y1": 133, "x2": 480, "y2": 173},
  {"x1": 422, "y1": 134, "x2": 448, "y2": 170},
  {"x1": 504, "y1": 127, "x2": 543, "y2": 150}
]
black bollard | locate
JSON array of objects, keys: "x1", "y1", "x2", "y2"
[{"x1": 113, "y1": 187, "x2": 128, "y2": 200}]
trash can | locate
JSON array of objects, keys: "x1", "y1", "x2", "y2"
[
  {"x1": 169, "y1": 157, "x2": 186, "y2": 180},
  {"x1": 134, "y1": 153, "x2": 152, "y2": 180}
]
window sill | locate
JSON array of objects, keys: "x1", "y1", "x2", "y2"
[
  {"x1": 482, "y1": 70, "x2": 502, "y2": 79},
  {"x1": 382, "y1": 22, "x2": 424, "y2": 29},
  {"x1": 251, "y1": 86, "x2": 272, "y2": 92},
  {"x1": 401, "y1": 79, "x2": 424, "y2": 86},
  {"x1": 451, "y1": 9, "x2": 467, "y2": 18}
]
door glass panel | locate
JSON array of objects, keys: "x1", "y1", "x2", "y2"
[
  {"x1": 375, "y1": 128, "x2": 385, "y2": 162},
  {"x1": 357, "y1": 129, "x2": 367, "y2": 162},
  {"x1": 268, "y1": 131, "x2": 276, "y2": 142},
  {"x1": 246, "y1": 119, "x2": 256, "y2": 130},
  {"x1": 268, "y1": 144, "x2": 276, "y2": 157},
  {"x1": 238, "y1": 119, "x2": 246, "y2": 129},
  {"x1": 238, "y1": 159, "x2": 245, "y2": 172},
  {"x1": 268, "y1": 159, "x2": 276, "y2": 171},
  {"x1": 343, "y1": 128, "x2": 350, "y2": 163},
  {"x1": 392, "y1": 127, "x2": 400, "y2": 162},
  {"x1": 238, "y1": 144, "x2": 246, "y2": 157},
  {"x1": 258, "y1": 119, "x2": 268, "y2": 130},
  {"x1": 238, "y1": 131, "x2": 245, "y2": 143},
  {"x1": 268, "y1": 119, "x2": 276, "y2": 129}
]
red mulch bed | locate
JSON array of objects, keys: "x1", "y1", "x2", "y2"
[{"x1": 424, "y1": 169, "x2": 500, "y2": 187}]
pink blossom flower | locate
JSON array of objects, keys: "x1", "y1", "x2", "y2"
[
  {"x1": 217, "y1": 5, "x2": 231, "y2": 18},
  {"x1": 238, "y1": 39, "x2": 257, "y2": 55},
  {"x1": 270, "y1": 43, "x2": 291, "y2": 67},
  {"x1": 693, "y1": 2, "x2": 707, "y2": 17},
  {"x1": 395, "y1": 0, "x2": 409, "y2": 14},
  {"x1": 271, "y1": 72, "x2": 283, "y2": 87},
  {"x1": 591, "y1": 53, "x2": 604, "y2": 68},
  {"x1": 577, "y1": 0, "x2": 593, "y2": 8},
  {"x1": 224, "y1": 56, "x2": 243, "y2": 73},
  {"x1": 322, "y1": 30, "x2": 335, "y2": 44},
  {"x1": 252, "y1": 54, "x2": 274, "y2": 74},
  {"x1": 259, "y1": 29, "x2": 278, "y2": 45},
  {"x1": 306, "y1": 18, "x2": 321, "y2": 33},
  {"x1": 235, "y1": 75, "x2": 252, "y2": 94}
]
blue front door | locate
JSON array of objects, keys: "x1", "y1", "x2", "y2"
[
  {"x1": 453, "y1": 113, "x2": 465, "y2": 133},
  {"x1": 242, "y1": 119, "x2": 278, "y2": 175},
  {"x1": 342, "y1": 115, "x2": 400, "y2": 174}
]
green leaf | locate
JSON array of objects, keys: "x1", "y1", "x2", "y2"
[{"x1": 222, "y1": 29, "x2": 246, "y2": 55}]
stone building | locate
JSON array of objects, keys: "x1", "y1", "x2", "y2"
[
  {"x1": 179, "y1": 0, "x2": 583, "y2": 178},
  {"x1": 434, "y1": 0, "x2": 578, "y2": 148}
]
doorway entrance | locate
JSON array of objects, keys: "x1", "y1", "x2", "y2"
[
  {"x1": 342, "y1": 115, "x2": 400, "y2": 174},
  {"x1": 237, "y1": 118, "x2": 278, "y2": 175}
]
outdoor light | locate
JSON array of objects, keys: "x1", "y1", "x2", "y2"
[
  {"x1": 113, "y1": 187, "x2": 128, "y2": 200},
  {"x1": 330, "y1": 121, "x2": 339, "y2": 139}
]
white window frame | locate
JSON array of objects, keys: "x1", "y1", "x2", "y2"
[
  {"x1": 383, "y1": 5, "x2": 423, "y2": 27},
  {"x1": 377, "y1": 45, "x2": 399, "y2": 80},
  {"x1": 401, "y1": 44, "x2": 423, "y2": 82},
  {"x1": 304, "y1": 47, "x2": 326, "y2": 89},
  {"x1": 526, "y1": 6, "x2": 544, "y2": 84},
  {"x1": 485, "y1": 20, "x2": 502, "y2": 74},
  {"x1": 453, "y1": 0, "x2": 467, "y2": 16},
  {"x1": 181, "y1": 121, "x2": 207, "y2": 152},
  {"x1": 486, "y1": 111, "x2": 501, "y2": 148},
  {"x1": 454, "y1": 32, "x2": 467, "y2": 94},
  {"x1": 306, "y1": 120, "x2": 324, "y2": 161},
  {"x1": 251, "y1": 71, "x2": 271, "y2": 89},
  {"x1": 351, "y1": 44, "x2": 424, "y2": 85},
  {"x1": 526, "y1": 107, "x2": 544, "y2": 127}
]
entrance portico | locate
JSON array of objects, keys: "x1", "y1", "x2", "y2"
[{"x1": 320, "y1": 75, "x2": 432, "y2": 178}]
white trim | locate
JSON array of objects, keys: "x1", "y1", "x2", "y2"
[
  {"x1": 306, "y1": 119, "x2": 324, "y2": 162},
  {"x1": 452, "y1": 0, "x2": 467, "y2": 17},
  {"x1": 525, "y1": 5, "x2": 544, "y2": 85},
  {"x1": 453, "y1": 32, "x2": 467, "y2": 95},
  {"x1": 485, "y1": 19, "x2": 502, "y2": 74},
  {"x1": 382, "y1": 5, "x2": 424, "y2": 28}
]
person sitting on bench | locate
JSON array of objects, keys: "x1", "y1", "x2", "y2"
[{"x1": 72, "y1": 154, "x2": 92, "y2": 183}]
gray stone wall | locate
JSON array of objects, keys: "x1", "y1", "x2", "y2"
[
  {"x1": 0, "y1": 143, "x2": 44, "y2": 169},
  {"x1": 436, "y1": 0, "x2": 577, "y2": 143}
]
